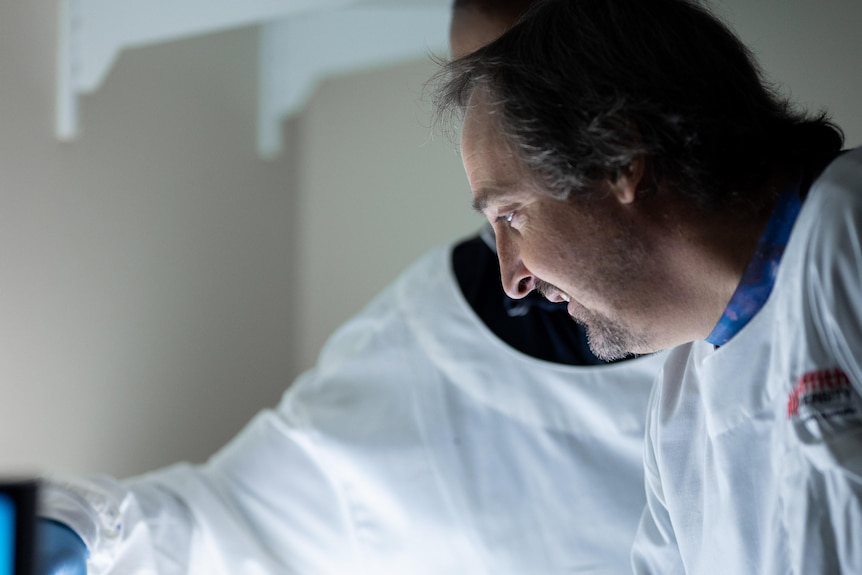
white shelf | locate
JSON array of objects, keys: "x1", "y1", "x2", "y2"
[{"x1": 56, "y1": 0, "x2": 451, "y2": 157}]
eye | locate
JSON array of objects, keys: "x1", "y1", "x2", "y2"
[{"x1": 497, "y1": 212, "x2": 516, "y2": 226}]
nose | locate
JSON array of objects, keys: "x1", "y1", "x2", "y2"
[{"x1": 496, "y1": 232, "x2": 535, "y2": 299}]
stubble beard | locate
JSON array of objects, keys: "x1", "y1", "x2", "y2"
[
  {"x1": 535, "y1": 278, "x2": 646, "y2": 361},
  {"x1": 569, "y1": 303, "x2": 649, "y2": 361},
  {"x1": 553, "y1": 230, "x2": 653, "y2": 360}
]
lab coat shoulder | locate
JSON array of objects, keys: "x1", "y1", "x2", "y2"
[
  {"x1": 156, "y1": 244, "x2": 463, "y2": 575},
  {"x1": 790, "y1": 147, "x2": 862, "y2": 388},
  {"x1": 773, "y1": 147, "x2": 862, "y2": 438},
  {"x1": 279, "y1": 244, "x2": 453, "y2": 429},
  {"x1": 766, "y1": 147, "x2": 862, "y2": 574}
]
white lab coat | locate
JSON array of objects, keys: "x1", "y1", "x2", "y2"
[
  {"x1": 41, "y1": 243, "x2": 666, "y2": 575},
  {"x1": 632, "y1": 148, "x2": 862, "y2": 574}
]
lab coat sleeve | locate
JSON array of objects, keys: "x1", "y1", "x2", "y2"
[
  {"x1": 779, "y1": 159, "x2": 862, "y2": 574},
  {"x1": 39, "y1": 409, "x2": 347, "y2": 575},
  {"x1": 37, "y1": 278, "x2": 407, "y2": 575},
  {"x1": 630, "y1": 379, "x2": 685, "y2": 575},
  {"x1": 38, "y1": 373, "x2": 363, "y2": 574}
]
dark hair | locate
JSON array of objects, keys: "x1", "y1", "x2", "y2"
[{"x1": 436, "y1": 0, "x2": 844, "y2": 209}]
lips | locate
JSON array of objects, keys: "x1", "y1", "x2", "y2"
[
  {"x1": 542, "y1": 289, "x2": 571, "y2": 304},
  {"x1": 535, "y1": 279, "x2": 571, "y2": 304}
]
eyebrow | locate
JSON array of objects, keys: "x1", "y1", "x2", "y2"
[
  {"x1": 471, "y1": 191, "x2": 491, "y2": 214},
  {"x1": 471, "y1": 186, "x2": 519, "y2": 214}
]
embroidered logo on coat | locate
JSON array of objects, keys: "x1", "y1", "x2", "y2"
[{"x1": 787, "y1": 368, "x2": 856, "y2": 420}]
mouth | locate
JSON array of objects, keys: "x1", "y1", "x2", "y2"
[{"x1": 536, "y1": 281, "x2": 571, "y2": 304}]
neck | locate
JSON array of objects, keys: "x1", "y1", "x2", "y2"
[
  {"x1": 689, "y1": 170, "x2": 795, "y2": 338},
  {"x1": 642, "y1": 177, "x2": 785, "y2": 347}
]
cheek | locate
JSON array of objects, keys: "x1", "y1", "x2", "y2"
[
  {"x1": 518, "y1": 225, "x2": 577, "y2": 281},
  {"x1": 522, "y1": 206, "x2": 598, "y2": 287}
]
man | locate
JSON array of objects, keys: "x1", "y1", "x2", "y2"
[
  {"x1": 437, "y1": 0, "x2": 860, "y2": 572},
  {"x1": 35, "y1": 2, "x2": 665, "y2": 573}
]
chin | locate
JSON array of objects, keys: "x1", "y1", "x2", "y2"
[{"x1": 579, "y1": 312, "x2": 651, "y2": 361}]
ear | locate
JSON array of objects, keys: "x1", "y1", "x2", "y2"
[{"x1": 609, "y1": 156, "x2": 646, "y2": 205}]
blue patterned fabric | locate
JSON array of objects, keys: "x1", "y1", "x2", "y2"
[{"x1": 706, "y1": 185, "x2": 802, "y2": 346}]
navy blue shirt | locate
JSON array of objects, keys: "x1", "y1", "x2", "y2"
[{"x1": 452, "y1": 235, "x2": 608, "y2": 366}]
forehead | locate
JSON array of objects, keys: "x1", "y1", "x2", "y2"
[{"x1": 460, "y1": 89, "x2": 535, "y2": 209}]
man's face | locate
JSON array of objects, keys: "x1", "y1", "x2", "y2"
[{"x1": 460, "y1": 90, "x2": 663, "y2": 360}]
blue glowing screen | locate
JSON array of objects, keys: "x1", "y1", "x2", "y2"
[{"x1": 0, "y1": 492, "x2": 14, "y2": 575}]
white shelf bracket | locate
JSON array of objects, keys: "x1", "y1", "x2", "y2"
[
  {"x1": 258, "y1": 7, "x2": 450, "y2": 158},
  {"x1": 55, "y1": 0, "x2": 450, "y2": 157}
]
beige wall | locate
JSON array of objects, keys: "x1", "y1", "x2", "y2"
[
  {"x1": 294, "y1": 61, "x2": 483, "y2": 374},
  {"x1": 1, "y1": 8, "x2": 296, "y2": 477},
  {"x1": 1, "y1": 1, "x2": 860, "y2": 478}
]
